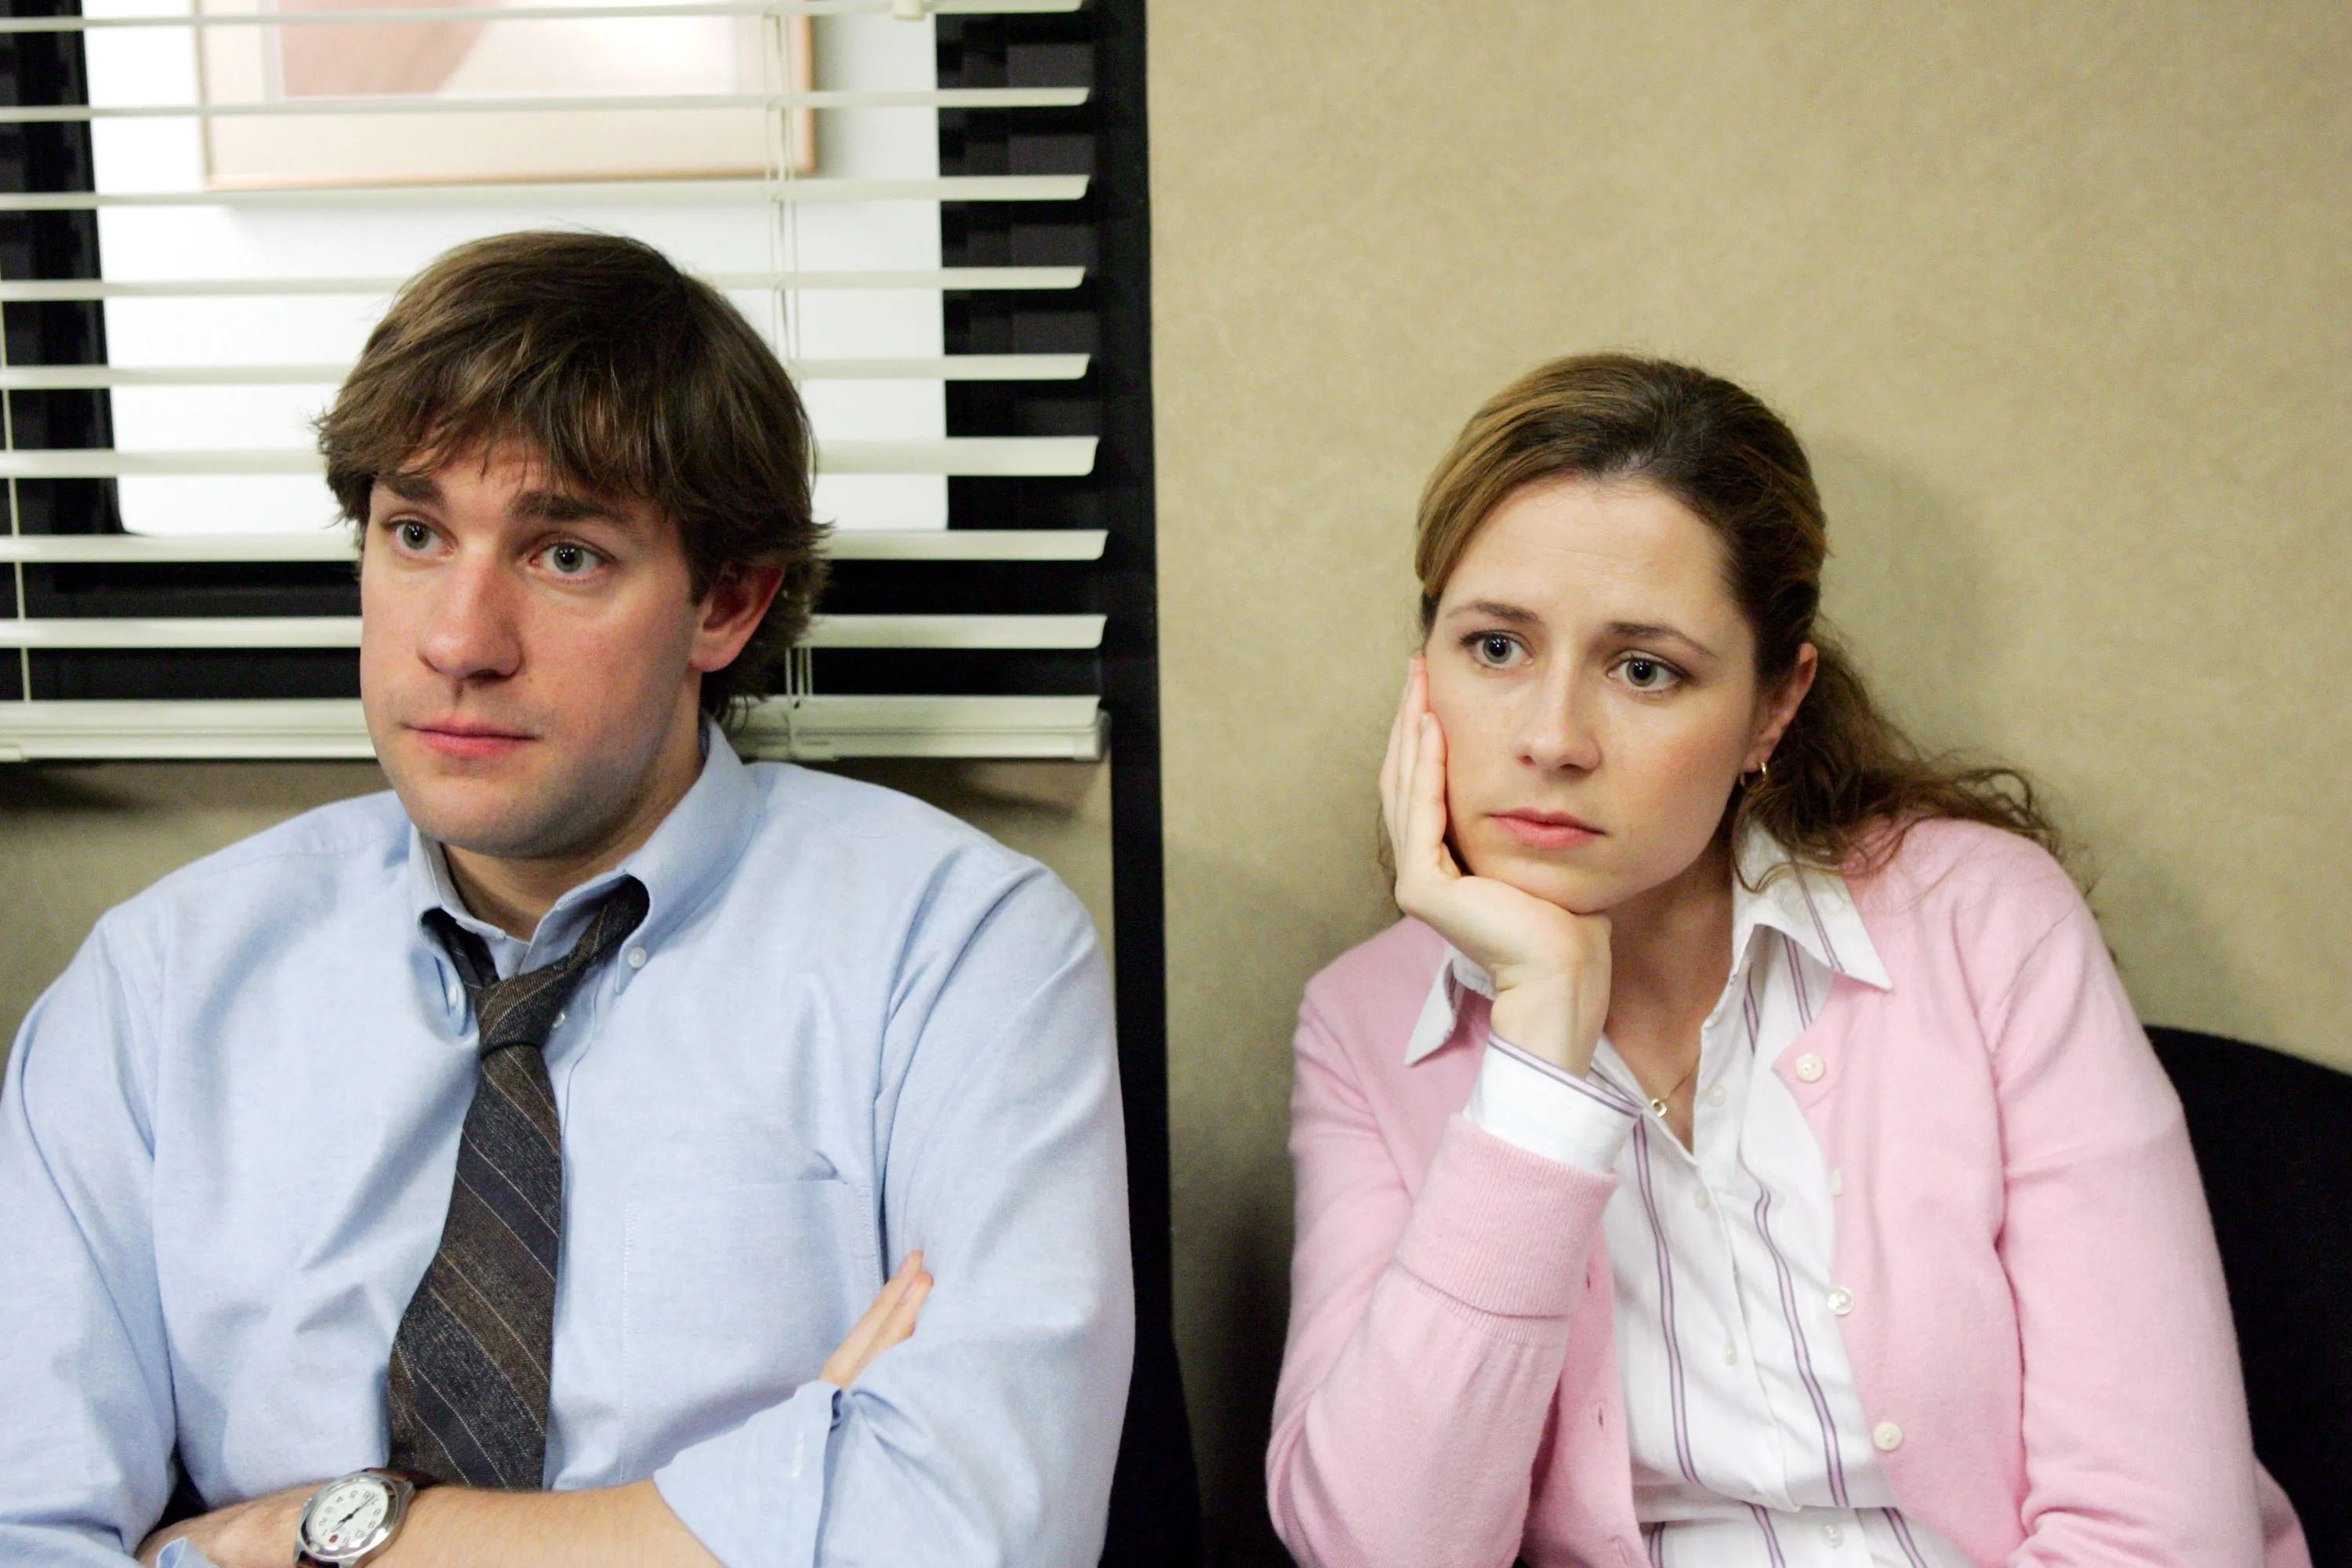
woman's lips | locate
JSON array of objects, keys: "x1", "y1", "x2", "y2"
[{"x1": 1490, "y1": 812, "x2": 1602, "y2": 850}]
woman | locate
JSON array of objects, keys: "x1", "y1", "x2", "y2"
[{"x1": 1265, "y1": 354, "x2": 2307, "y2": 1568}]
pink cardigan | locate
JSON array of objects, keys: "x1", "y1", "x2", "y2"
[{"x1": 1267, "y1": 819, "x2": 2308, "y2": 1568}]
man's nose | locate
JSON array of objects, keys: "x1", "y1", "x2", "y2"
[
  {"x1": 416, "y1": 555, "x2": 523, "y2": 683},
  {"x1": 1516, "y1": 671, "x2": 1602, "y2": 772}
]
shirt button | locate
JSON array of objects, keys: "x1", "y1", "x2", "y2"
[
  {"x1": 626, "y1": 946, "x2": 649, "y2": 970},
  {"x1": 444, "y1": 979, "x2": 462, "y2": 1008},
  {"x1": 553, "y1": 1011, "x2": 568, "y2": 1029},
  {"x1": 1720, "y1": 1342, "x2": 1739, "y2": 1366},
  {"x1": 1874, "y1": 1421, "x2": 1904, "y2": 1451},
  {"x1": 1828, "y1": 1286, "x2": 1856, "y2": 1316},
  {"x1": 1828, "y1": 1167, "x2": 1845, "y2": 1196},
  {"x1": 1796, "y1": 1054, "x2": 1826, "y2": 1083},
  {"x1": 1824, "y1": 1523, "x2": 1845, "y2": 1546},
  {"x1": 1692, "y1": 1187, "x2": 1712, "y2": 1211},
  {"x1": 1704, "y1": 1083, "x2": 1727, "y2": 1107}
]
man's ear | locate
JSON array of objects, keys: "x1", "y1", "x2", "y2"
[
  {"x1": 1748, "y1": 641, "x2": 1819, "y2": 769},
  {"x1": 689, "y1": 564, "x2": 787, "y2": 674}
]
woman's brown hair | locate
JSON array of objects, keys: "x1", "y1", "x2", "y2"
[
  {"x1": 1416, "y1": 352, "x2": 2061, "y2": 880},
  {"x1": 317, "y1": 230, "x2": 826, "y2": 724}
]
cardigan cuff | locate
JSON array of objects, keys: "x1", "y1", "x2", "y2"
[{"x1": 1393, "y1": 1112, "x2": 1616, "y2": 1319}]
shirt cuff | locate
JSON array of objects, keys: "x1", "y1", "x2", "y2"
[
  {"x1": 653, "y1": 1377, "x2": 841, "y2": 1568},
  {"x1": 158, "y1": 1541, "x2": 223, "y2": 1568},
  {"x1": 1465, "y1": 1033, "x2": 1638, "y2": 1172}
]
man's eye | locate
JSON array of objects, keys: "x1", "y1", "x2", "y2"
[
  {"x1": 544, "y1": 543, "x2": 602, "y2": 576},
  {"x1": 394, "y1": 521, "x2": 433, "y2": 551}
]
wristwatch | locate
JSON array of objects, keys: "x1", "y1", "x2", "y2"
[{"x1": 293, "y1": 1468, "x2": 429, "y2": 1566}]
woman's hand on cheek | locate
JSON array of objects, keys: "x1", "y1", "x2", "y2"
[{"x1": 1383, "y1": 657, "x2": 1610, "y2": 1076}]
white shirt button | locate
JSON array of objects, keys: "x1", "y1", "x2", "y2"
[
  {"x1": 1692, "y1": 1187, "x2": 1712, "y2": 1211},
  {"x1": 1721, "y1": 1342, "x2": 1739, "y2": 1366},
  {"x1": 626, "y1": 946, "x2": 649, "y2": 970},
  {"x1": 1828, "y1": 1286, "x2": 1856, "y2": 1316},
  {"x1": 1873, "y1": 1421, "x2": 1904, "y2": 1451},
  {"x1": 1828, "y1": 1167, "x2": 1845, "y2": 1196},
  {"x1": 444, "y1": 979, "x2": 463, "y2": 1009},
  {"x1": 1823, "y1": 1523, "x2": 1845, "y2": 1546},
  {"x1": 1704, "y1": 1083, "x2": 1727, "y2": 1107},
  {"x1": 553, "y1": 1011, "x2": 567, "y2": 1029},
  {"x1": 1796, "y1": 1054, "x2": 1826, "y2": 1083}
]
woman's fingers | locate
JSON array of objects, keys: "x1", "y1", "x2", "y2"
[{"x1": 1415, "y1": 709, "x2": 1460, "y2": 880}]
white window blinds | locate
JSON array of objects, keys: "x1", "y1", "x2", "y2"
[{"x1": 0, "y1": 0, "x2": 1112, "y2": 760}]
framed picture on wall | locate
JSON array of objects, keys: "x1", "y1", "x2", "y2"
[{"x1": 194, "y1": 0, "x2": 815, "y2": 188}]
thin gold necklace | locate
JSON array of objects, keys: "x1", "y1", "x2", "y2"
[{"x1": 1634, "y1": 1054, "x2": 1702, "y2": 1119}]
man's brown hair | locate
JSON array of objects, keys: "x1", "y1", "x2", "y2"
[{"x1": 318, "y1": 230, "x2": 826, "y2": 721}]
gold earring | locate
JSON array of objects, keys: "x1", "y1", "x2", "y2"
[{"x1": 1744, "y1": 759, "x2": 1770, "y2": 786}]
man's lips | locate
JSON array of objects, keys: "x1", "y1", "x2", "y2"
[
  {"x1": 1490, "y1": 810, "x2": 1603, "y2": 849},
  {"x1": 407, "y1": 719, "x2": 535, "y2": 760}
]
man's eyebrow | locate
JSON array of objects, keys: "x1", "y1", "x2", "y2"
[
  {"x1": 511, "y1": 489, "x2": 635, "y2": 528},
  {"x1": 1604, "y1": 620, "x2": 1720, "y2": 662},
  {"x1": 380, "y1": 472, "x2": 442, "y2": 505}
]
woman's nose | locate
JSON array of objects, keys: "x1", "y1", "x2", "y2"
[{"x1": 1516, "y1": 678, "x2": 1601, "y2": 772}]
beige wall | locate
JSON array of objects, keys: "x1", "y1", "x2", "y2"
[
  {"x1": 1151, "y1": 2, "x2": 2352, "y2": 1558},
  {"x1": 0, "y1": 759, "x2": 1113, "y2": 1047}
]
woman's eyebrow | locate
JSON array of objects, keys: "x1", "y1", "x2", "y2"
[
  {"x1": 1446, "y1": 598, "x2": 1543, "y2": 626},
  {"x1": 1605, "y1": 620, "x2": 1720, "y2": 662}
]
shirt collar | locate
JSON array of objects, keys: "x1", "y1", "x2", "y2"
[
  {"x1": 406, "y1": 717, "x2": 760, "y2": 969},
  {"x1": 1401, "y1": 824, "x2": 1890, "y2": 1067}
]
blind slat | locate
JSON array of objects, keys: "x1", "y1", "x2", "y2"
[
  {"x1": 0, "y1": 437, "x2": 1098, "y2": 479},
  {"x1": 0, "y1": 0, "x2": 1083, "y2": 34},
  {"x1": 0, "y1": 87, "x2": 1088, "y2": 124},
  {"x1": 0, "y1": 695, "x2": 1105, "y2": 763},
  {"x1": 0, "y1": 529, "x2": 1106, "y2": 564},
  {"x1": 0, "y1": 354, "x2": 1087, "y2": 389},
  {"x1": 0, "y1": 614, "x2": 1105, "y2": 652},
  {"x1": 0, "y1": 175, "x2": 1087, "y2": 212},
  {"x1": 0, "y1": 268, "x2": 1085, "y2": 303}
]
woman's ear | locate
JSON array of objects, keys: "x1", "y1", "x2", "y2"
[{"x1": 1748, "y1": 641, "x2": 1818, "y2": 770}]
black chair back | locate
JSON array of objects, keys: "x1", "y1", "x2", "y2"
[{"x1": 2148, "y1": 1025, "x2": 2350, "y2": 1566}]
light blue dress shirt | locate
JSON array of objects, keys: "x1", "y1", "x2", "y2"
[{"x1": 0, "y1": 726, "x2": 1134, "y2": 1567}]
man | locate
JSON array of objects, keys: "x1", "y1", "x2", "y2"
[{"x1": 0, "y1": 232, "x2": 1134, "y2": 1567}]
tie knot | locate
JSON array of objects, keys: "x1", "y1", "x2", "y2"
[{"x1": 424, "y1": 876, "x2": 651, "y2": 1054}]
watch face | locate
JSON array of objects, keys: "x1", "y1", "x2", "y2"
[{"x1": 299, "y1": 1475, "x2": 395, "y2": 1560}]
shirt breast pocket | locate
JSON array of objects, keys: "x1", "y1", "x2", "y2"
[{"x1": 620, "y1": 1175, "x2": 877, "y2": 1451}]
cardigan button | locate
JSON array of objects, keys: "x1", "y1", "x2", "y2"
[
  {"x1": 1795, "y1": 1054, "x2": 1826, "y2": 1083},
  {"x1": 1874, "y1": 1421, "x2": 1904, "y2": 1451}
]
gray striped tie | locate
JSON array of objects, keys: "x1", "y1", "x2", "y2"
[{"x1": 387, "y1": 877, "x2": 650, "y2": 1487}]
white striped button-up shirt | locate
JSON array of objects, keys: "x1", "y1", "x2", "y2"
[{"x1": 1408, "y1": 833, "x2": 1973, "y2": 1568}]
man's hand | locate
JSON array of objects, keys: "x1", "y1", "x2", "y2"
[
  {"x1": 130, "y1": 1258, "x2": 931, "y2": 1568},
  {"x1": 136, "y1": 1480, "x2": 313, "y2": 1568},
  {"x1": 822, "y1": 1250, "x2": 931, "y2": 1389}
]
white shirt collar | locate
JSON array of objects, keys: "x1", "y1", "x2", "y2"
[{"x1": 1402, "y1": 825, "x2": 1891, "y2": 1066}]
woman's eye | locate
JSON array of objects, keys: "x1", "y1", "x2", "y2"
[
  {"x1": 1619, "y1": 655, "x2": 1679, "y2": 691},
  {"x1": 543, "y1": 542, "x2": 602, "y2": 577},
  {"x1": 1469, "y1": 633, "x2": 1520, "y2": 667}
]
